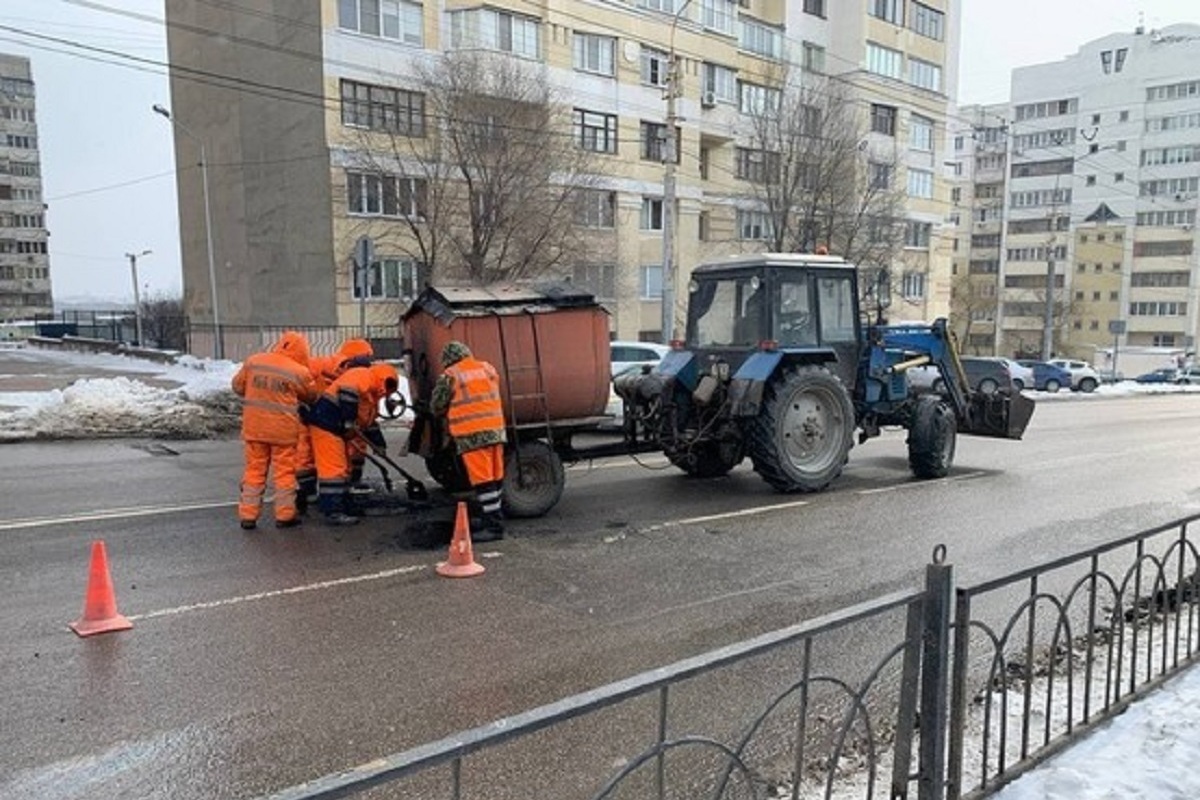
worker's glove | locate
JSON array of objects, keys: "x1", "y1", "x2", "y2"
[
  {"x1": 363, "y1": 424, "x2": 387, "y2": 453},
  {"x1": 297, "y1": 403, "x2": 312, "y2": 424}
]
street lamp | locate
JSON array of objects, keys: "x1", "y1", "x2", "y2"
[
  {"x1": 125, "y1": 249, "x2": 151, "y2": 346},
  {"x1": 153, "y1": 103, "x2": 222, "y2": 359},
  {"x1": 660, "y1": 0, "x2": 694, "y2": 344}
]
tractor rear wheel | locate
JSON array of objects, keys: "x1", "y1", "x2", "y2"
[
  {"x1": 907, "y1": 396, "x2": 957, "y2": 479},
  {"x1": 747, "y1": 366, "x2": 855, "y2": 492}
]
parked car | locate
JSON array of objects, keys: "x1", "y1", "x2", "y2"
[
  {"x1": 1046, "y1": 358, "x2": 1101, "y2": 393},
  {"x1": 610, "y1": 341, "x2": 670, "y2": 377},
  {"x1": 1018, "y1": 359, "x2": 1073, "y2": 393},
  {"x1": 1176, "y1": 366, "x2": 1200, "y2": 385},
  {"x1": 907, "y1": 357, "x2": 1013, "y2": 395},
  {"x1": 1135, "y1": 367, "x2": 1181, "y2": 384},
  {"x1": 996, "y1": 358, "x2": 1035, "y2": 391}
]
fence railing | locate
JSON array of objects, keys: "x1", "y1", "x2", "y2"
[{"x1": 261, "y1": 517, "x2": 1200, "y2": 800}]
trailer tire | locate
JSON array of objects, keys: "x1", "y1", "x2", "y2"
[
  {"x1": 424, "y1": 449, "x2": 469, "y2": 492},
  {"x1": 748, "y1": 365, "x2": 854, "y2": 493},
  {"x1": 502, "y1": 441, "x2": 565, "y2": 518},
  {"x1": 907, "y1": 396, "x2": 956, "y2": 479}
]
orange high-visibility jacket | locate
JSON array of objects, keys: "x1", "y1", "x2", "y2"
[
  {"x1": 445, "y1": 356, "x2": 505, "y2": 438},
  {"x1": 309, "y1": 339, "x2": 374, "y2": 394},
  {"x1": 323, "y1": 365, "x2": 387, "y2": 431},
  {"x1": 232, "y1": 336, "x2": 318, "y2": 445}
]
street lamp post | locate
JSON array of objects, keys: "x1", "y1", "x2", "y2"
[
  {"x1": 153, "y1": 103, "x2": 222, "y2": 359},
  {"x1": 660, "y1": 0, "x2": 694, "y2": 344},
  {"x1": 125, "y1": 249, "x2": 151, "y2": 346}
]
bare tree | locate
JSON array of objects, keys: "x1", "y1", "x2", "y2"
[
  {"x1": 140, "y1": 293, "x2": 187, "y2": 351},
  {"x1": 948, "y1": 270, "x2": 998, "y2": 354},
  {"x1": 348, "y1": 50, "x2": 598, "y2": 287},
  {"x1": 736, "y1": 67, "x2": 907, "y2": 280}
]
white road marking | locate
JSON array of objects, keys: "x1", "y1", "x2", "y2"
[
  {"x1": 0, "y1": 500, "x2": 235, "y2": 531},
  {"x1": 128, "y1": 563, "x2": 430, "y2": 621},
  {"x1": 639, "y1": 499, "x2": 810, "y2": 533},
  {"x1": 856, "y1": 471, "x2": 986, "y2": 495}
]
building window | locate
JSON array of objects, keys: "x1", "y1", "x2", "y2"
[
  {"x1": 573, "y1": 33, "x2": 615, "y2": 76},
  {"x1": 340, "y1": 80, "x2": 425, "y2": 136},
  {"x1": 869, "y1": 0, "x2": 904, "y2": 25},
  {"x1": 739, "y1": 18, "x2": 783, "y2": 59},
  {"x1": 574, "y1": 109, "x2": 618, "y2": 154},
  {"x1": 640, "y1": 121, "x2": 679, "y2": 162},
  {"x1": 641, "y1": 46, "x2": 669, "y2": 86},
  {"x1": 803, "y1": 0, "x2": 825, "y2": 17},
  {"x1": 737, "y1": 209, "x2": 774, "y2": 240},
  {"x1": 866, "y1": 42, "x2": 903, "y2": 80},
  {"x1": 641, "y1": 197, "x2": 664, "y2": 230},
  {"x1": 352, "y1": 258, "x2": 422, "y2": 300},
  {"x1": 1129, "y1": 302, "x2": 1187, "y2": 317},
  {"x1": 908, "y1": 58, "x2": 942, "y2": 92},
  {"x1": 573, "y1": 264, "x2": 616, "y2": 299},
  {"x1": 802, "y1": 42, "x2": 825, "y2": 73},
  {"x1": 735, "y1": 148, "x2": 780, "y2": 183},
  {"x1": 346, "y1": 172, "x2": 427, "y2": 219},
  {"x1": 639, "y1": 0, "x2": 682, "y2": 12},
  {"x1": 906, "y1": 169, "x2": 933, "y2": 199},
  {"x1": 640, "y1": 265, "x2": 663, "y2": 299},
  {"x1": 700, "y1": 0, "x2": 737, "y2": 35},
  {"x1": 869, "y1": 162, "x2": 893, "y2": 189},
  {"x1": 574, "y1": 189, "x2": 616, "y2": 228},
  {"x1": 911, "y1": 2, "x2": 944, "y2": 40},
  {"x1": 909, "y1": 114, "x2": 934, "y2": 152},
  {"x1": 1101, "y1": 50, "x2": 1113, "y2": 74},
  {"x1": 702, "y1": 63, "x2": 737, "y2": 103},
  {"x1": 1115, "y1": 48, "x2": 1128, "y2": 72},
  {"x1": 901, "y1": 272, "x2": 926, "y2": 300},
  {"x1": 449, "y1": 8, "x2": 539, "y2": 58},
  {"x1": 698, "y1": 211, "x2": 710, "y2": 241},
  {"x1": 337, "y1": 0, "x2": 424, "y2": 46},
  {"x1": 738, "y1": 82, "x2": 781, "y2": 115},
  {"x1": 905, "y1": 221, "x2": 932, "y2": 248},
  {"x1": 870, "y1": 103, "x2": 897, "y2": 136},
  {"x1": 1153, "y1": 335, "x2": 1177, "y2": 347}
]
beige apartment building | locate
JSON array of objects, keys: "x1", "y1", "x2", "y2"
[
  {"x1": 164, "y1": 0, "x2": 959, "y2": 350},
  {"x1": 951, "y1": 24, "x2": 1200, "y2": 363},
  {"x1": 0, "y1": 54, "x2": 52, "y2": 324}
]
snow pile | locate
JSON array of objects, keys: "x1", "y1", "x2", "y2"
[{"x1": 0, "y1": 351, "x2": 240, "y2": 441}]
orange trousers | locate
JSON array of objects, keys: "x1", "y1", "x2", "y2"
[
  {"x1": 461, "y1": 444, "x2": 505, "y2": 487},
  {"x1": 297, "y1": 426, "x2": 365, "y2": 497},
  {"x1": 239, "y1": 441, "x2": 298, "y2": 523}
]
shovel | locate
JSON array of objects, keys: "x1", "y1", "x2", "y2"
[{"x1": 352, "y1": 431, "x2": 430, "y2": 502}]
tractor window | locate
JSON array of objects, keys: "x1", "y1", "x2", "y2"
[
  {"x1": 691, "y1": 277, "x2": 760, "y2": 346},
  {"x1": 773, "y1": 277, "x2": 815, "y2": 346},
  {"x1": 818, "y1": 276, "x2": 857, "y2": 342}
]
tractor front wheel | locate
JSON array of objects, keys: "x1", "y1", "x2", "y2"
[{"x1": 907, "y1": 396, "x2": 957, "y2": 479}]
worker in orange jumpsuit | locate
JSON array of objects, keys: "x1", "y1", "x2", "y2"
[
  {"x1": 231, "y1": 331, "x2": 318, "y2": 529},
  {"x1": 430, "y1": 340, "x2": 507, "y2": 542},
  {"x1": 295, "y1": 339, "x2": 374, "y2": 513},
  {"x1": 304, "y1": 362, "x2": 399, "y2": 525}
]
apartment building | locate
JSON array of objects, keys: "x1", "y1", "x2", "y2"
[
  {"x1": 0, "y1": 54, "x2": 52, "y2": 323},
  {"x1": 950, "y1": 24, "x2": 1200, "y2": 361},
  {"x1": 164, "y1": 1, "x2": 959, "y2": 344}
]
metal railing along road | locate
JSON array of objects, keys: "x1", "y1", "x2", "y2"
[{"x1": 261, "y1": 517, "x2": 1200, "y2": 800}]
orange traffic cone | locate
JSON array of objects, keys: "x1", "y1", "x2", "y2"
[
  {"x1": 69, "y1": 540, "x2": 133, "y2": 637},
  {"x1": 436, "y1": 502, "x2": 486, "y2": 579}
]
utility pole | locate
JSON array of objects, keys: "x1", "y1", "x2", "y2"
[
  {"x1": 125, "y1": 249, "x2": 151, "y2": 346},
  {"x1": 661, "y1": 0, "x2": 692, "y2": 344}
]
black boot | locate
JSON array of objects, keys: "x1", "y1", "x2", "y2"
[{"x1": 472, "y1": 511, "x2": 504, "y2": 543}]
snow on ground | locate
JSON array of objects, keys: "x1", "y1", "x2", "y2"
[{"x1": 0, "y1": 345, "x2": 241, "y2": 441}]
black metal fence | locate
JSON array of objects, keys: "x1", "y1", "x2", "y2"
[{"x1": 259, "y1": 515, "x2": 1200, "y2": 800}]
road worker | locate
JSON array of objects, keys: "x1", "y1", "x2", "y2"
[
  {"x1": 304, "y1": 361, "x2": 399, "y2": 525},
  {"x1": 430, "y1": 340, "x2": 507, "y2": 542},
  {"x1": 231, "y1": 331, "x2": 318, "y2": 529},
  {"x1": 295, "y1": 339, "x2": 374, "y2": 513}
]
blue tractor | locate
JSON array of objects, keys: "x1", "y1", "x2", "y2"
[{"x1": 615, "y1": 253, "x2": 1034, "y2": 491}]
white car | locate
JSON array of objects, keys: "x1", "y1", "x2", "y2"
[
  {"x1": 1047, "y1": 358, "x2": 1101, "y2": 393},
  {"x1": 610, "y1": 341, "x2": 670, "y2": 377},
  {"x1": 996, "y1": 358, "x2": 1035, "y2": 392}
]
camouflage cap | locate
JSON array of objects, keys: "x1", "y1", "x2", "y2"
[{"x1": 441, "y1": 340, "x2": 472, "y2": 367}]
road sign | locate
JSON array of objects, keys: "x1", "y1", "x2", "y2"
[{"x1": 1108, "y1": 319, "x2": 1126, "y2": 335}]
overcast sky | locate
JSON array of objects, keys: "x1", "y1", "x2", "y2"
[{"x1": 2, "y1": 0, "x2": 1198, "y2": 304}]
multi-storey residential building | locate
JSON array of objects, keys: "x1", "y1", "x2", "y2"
[
  {"x1": 0, "y1": 54, "x2": 52, "y2": 323},
  {"x1": 952, "y1": 24, "x2": 1200, "y2": 361},
  {"x1": 163, "y1": 1, "x2": 959, "y2": 354}
]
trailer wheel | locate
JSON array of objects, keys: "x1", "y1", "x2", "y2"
[
  {"x1": 748, "y1": 366, "x2": 854, "y2": 493},
  {"x1": 907, "y1": 396, "x2": 956, "y2": 479},
  {"x1": 502, "y1": 441, "x2": 565, "y2": 518}
]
